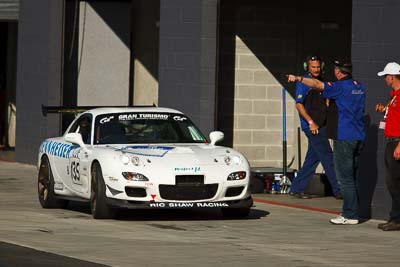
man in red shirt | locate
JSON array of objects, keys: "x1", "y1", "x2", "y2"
[{"x1": 375, "y1": 62, "x2": 400, "y2": 231}]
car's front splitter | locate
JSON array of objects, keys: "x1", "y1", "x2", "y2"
[{"x1": 106, "y1": 196, "x2": 253, "y2": 209}]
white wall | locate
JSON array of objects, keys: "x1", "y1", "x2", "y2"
[{"x1": 77, "y1": 1, "x2": 130, "y2": 106}]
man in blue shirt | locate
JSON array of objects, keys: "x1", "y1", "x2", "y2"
[
  {"x1": 287, "y1": 58, "x2": 366, "y2": 225},
  {"x1": 291, "y1": 55, "x2": 341, "y2": 199}
]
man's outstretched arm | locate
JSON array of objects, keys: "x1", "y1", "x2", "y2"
[{"x1": 286, "y1": 74, "x2": 325, "y2": 90}]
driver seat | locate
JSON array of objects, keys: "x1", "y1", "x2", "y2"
[{"x1": 98, "y1": 122, "x2": 127, "y2": 144}]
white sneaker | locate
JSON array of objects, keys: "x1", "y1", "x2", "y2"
[{"x1": 330, "y1": 216, "x2": 359, "y2": 225}]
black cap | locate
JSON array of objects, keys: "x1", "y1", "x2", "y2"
[{"x1": 334, "y1": 58, "x2": 352, "y2": 74}]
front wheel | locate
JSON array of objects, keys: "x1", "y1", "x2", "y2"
[
  {"x1": 221, "y1": 208, "x2": 250, "y2": 219},
  {"x1": 37, "y1": 156, "x2": 68, "y2": 209},
  {"x1": 90, "y1": 162, "x2": 117, "y2": 219}
]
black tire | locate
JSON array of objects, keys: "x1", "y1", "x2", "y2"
[
  {"x1": 90, "y1": 162, "x2": 116, "y2": 219},
  {"x1": 37, "y1": 156, "x2": 69, "y2": 209},
  {"x1": 221, "y1": 208, "x2": 250, "y2": 219}
]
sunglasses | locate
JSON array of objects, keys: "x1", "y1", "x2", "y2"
[
  {"x1": 334, "y1": 60, "x2": 352, "y2": 68},
  {"x1": 309, "y1": 56, "x2": 322, "y2": 61}
]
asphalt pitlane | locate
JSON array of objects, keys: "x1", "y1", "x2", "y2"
[
  {"x1": 0, "y1": 161, "x2": 399, "y2": 267},
  {"x1": 0, "y1": 241, "x2": 108, "y2": 267},
  {"x1": 0, "y1": 162, "x2": 269, "y2": 266}
]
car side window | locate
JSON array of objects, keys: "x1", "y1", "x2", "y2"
[{"x1": 68, "y1": 115, "x2": 92, "y2": 144}]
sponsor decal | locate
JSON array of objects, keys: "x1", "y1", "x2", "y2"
[
  {"x1": 151, "y1": 194, "x2": 156, "y2": 201},
  {"x1": 108, "y1": 176, "x2": 119, "y2": 182},
  {"x1": 118, "y1": 114, "x2": 138, "y2": 120},
  {"x1": 351, "y1": 89, "x2": 364, "y2": 95},
  {"x1": 70, "y1": 160, "x2": 81, "y2": 184},
  {"x1": 174, "y1": 166, "x2": 201, "y2": 173},
  {"x1": 54, "y1": 181, "x2": 64, "y2": 190},
  {"x1": 118, "y1": 113, "x2": 170, "y2": 121},
  {"x1": 149, "y1": 202, "x2": 229, "y2": 208},
  {"x1": 100, "y1": 116, "x2": 114, "y2": 124},
  {"x1": 69, "y1": 147, "x2": 82, "y2": 185},
  {"x1": 173, "y1": 115, "x2": 187, "y2": 121},
  {"x1": 40, "y1": 140, "x2": 78, "y2": 159},
  {"x1": 121, "y1": 145, "x2": 174, "y2": 157},
  {"x1": 196, "y1": 202, "x2": 229, "y2": 207}
]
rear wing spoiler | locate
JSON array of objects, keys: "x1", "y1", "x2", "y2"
[{"x1": 41, "y1": 104, "x2": 157, "y2": 116}]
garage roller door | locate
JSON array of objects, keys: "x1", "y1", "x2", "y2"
[{"x1": 0, "y1": 0, "x2": 18, "y2": 20}]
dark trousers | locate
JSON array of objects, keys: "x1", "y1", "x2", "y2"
[
  {"x1": 291, "y1": 127, "x2": 340, "y2": 195},
  {"x1": 333, "y1": 140, "x2": 363, "y2": 219},
  {"x1": 385, "y1": 141, "x2": 400, "y2": 223}
]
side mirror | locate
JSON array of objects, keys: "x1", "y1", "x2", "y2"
[
  {"x1": 64, "y1": 132, "x2": 86, "y2": 149},
  {"x1": 209, "y1": 131, "x2": 224, "y2": 145}
]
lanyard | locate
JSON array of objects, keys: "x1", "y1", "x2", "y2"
[{"x1": 384, "y1": 95, "x2": 397, "y2": 120}]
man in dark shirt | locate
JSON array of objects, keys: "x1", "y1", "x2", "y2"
[{"x1": 290, "y1": 55, "x2": 341, "y2": 199}]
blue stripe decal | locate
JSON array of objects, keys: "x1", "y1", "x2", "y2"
[
  {"x1": 40, "y1": 140, "x2": 78, "y2": 158},
  {"x1": 120, "y1": 145, "x2": 174, "y2": 157}
]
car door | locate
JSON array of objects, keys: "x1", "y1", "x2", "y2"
[
  {"x1": 43, "y1": 137, "x2": 77, "y2": 193},
  {"x1": 65, "y1": 114, "x2": 92, "y2": 195}
]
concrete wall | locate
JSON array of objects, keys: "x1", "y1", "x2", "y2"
[
  {"x1": 5, "y1": 22, "x2": 18, "y2": 147},
  {"x1": 158, "y1": 0, "x2": 218, "y2": 136},
  {"x1": 353, "y1": 0, "x2": 400, "y2": 219},
  {"x1": 15, "y1": 0, "x2": 63, "y2": 163},
  {"x1": 132, "y1": 0, "x2": 160, "y2": 106},
  {"x1": 77, "y1": 1, "x2": 130, "y2": 106},
  {"x1": 16, "y1": 0, "x2": 131, "y2": 163},
  {"x1": 232, "y1": 36, "x2": 297, "y2": 168},
  {"x1": 6, "y1": 22, "x2": 17, "y2": 106},
  {"x1": 217, "y1": 0, "x2": 352, "y2": 170},
  {"x1": 217, "y1": 1, "x2": 300, "y2": 168}
]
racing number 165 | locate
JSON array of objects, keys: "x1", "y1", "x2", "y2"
[{"x1": 70, "y1": 161, "x2": 80, "y2": 182}]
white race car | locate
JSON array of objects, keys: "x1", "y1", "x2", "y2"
[{"x1": 37, "y1": 107, "x2": 253, "y2": 219}]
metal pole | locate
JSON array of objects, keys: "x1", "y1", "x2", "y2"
[
  {"x1": 282, "y1": 87, "x2": 287, "y2": 178},
  {"x1": 297, "y1": 127, "x2": 301, "y2": 169}
]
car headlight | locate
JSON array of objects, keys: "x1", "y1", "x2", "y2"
[
  {"x1": 122, "y1": 172, "x2": 149, "y2": 181},
  {"x1": 120, "y1": 155, "x2": 142, "y2": 166},
  {"x1": 120, "y1": 155, "x2": 130, "y2": 165},
  {"x1": 227, "y1": 171, "x2": 247, "y2": 181},
  {"x1": 131, "y1": 156, "x2": 140, "y2": 166},
  {"x1": 224, "y1": 155, "x2": 242, "y2": 165}
]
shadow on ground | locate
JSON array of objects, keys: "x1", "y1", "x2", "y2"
[{"x1": 65, "y1": 201, "x2": 269, "y2": 221}]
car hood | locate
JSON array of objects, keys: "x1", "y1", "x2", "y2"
[
  {"x1": 103, "y1": 144, "x2": 247, "y2": 167},
  {"x1": 95, "y1": 144, "x2": 250, "y2": 185}
]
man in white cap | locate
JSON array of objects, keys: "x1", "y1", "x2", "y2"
[{"x1": 375, "y1": 62, "x2": 400, "y2": 231}]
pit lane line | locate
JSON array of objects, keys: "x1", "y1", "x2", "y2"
[{"x1": 253, "y1": 197, "x2": 340, "y2": 215}]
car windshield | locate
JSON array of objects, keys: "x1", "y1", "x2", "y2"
[{"x1": 94, "y1": 112, "x2": 207, "y2": 145}]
